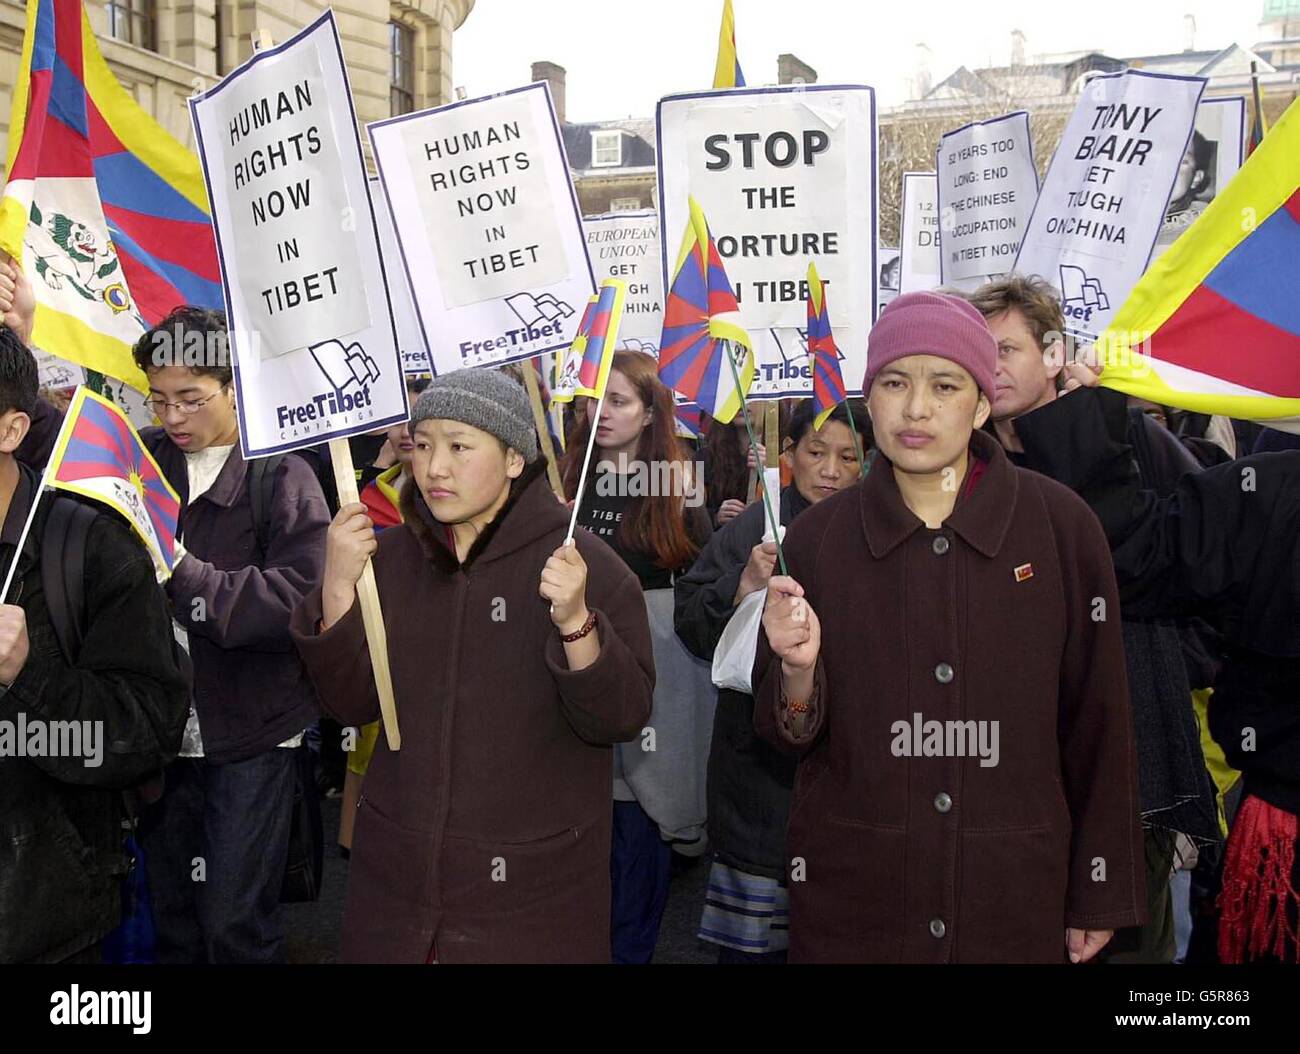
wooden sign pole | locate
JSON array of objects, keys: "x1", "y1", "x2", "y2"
[
  {"x1": 330, "y1": 437, "x2": 401, "y2": 750},
  {"x1": 523, "y1": 365, "x2": 564, "y2": 499}
]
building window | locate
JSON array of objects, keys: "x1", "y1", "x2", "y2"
[
  {"x1": 390, "y1": 22, "x2": 416, "y2": 116},
  {"x1": 107, "y1": 0, "x2": 156, "y2": 50},
  {"x1": 591, "y1": 131, "x2": 623, "y2": 168},
  {"x1": 610, "y1": 197, "x2": 641, "y2": 211}
]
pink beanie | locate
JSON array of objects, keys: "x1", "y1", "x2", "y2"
[{"x1": 864, "y1": 291, "x2": 997, "y2": 403}]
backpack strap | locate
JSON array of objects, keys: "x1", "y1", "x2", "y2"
[
  {"x1": 247, "y1": 455, "x2": 284, "y2": 557},
  {"x1": 41, "y1": 496, "x2": 99, "y2": 665}
]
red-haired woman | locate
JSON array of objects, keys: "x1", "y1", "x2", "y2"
[{"x1": 563, "y1": 350, "x2": 715, "y2": 963}]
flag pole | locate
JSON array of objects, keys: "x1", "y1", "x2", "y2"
[
  {"x1": 723, "y1": 341, "x2": 787, "y2": 576},
  {"x1": 0, "y1": 389, "x2": 81, "y2": 602},
  {"x1": 564, "y1": 387, "x2": 610, "y2": 544}
]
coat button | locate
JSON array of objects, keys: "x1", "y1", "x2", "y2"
[
  {"x1": 929, "y1": 917, "x2": 946, "y2": 939},
  {"x1": 934, "y1": 792, "x2": 952, "y2": 813},
  {"x1": 932, "y1": 535, "x2": 950, "y2": 555},
  {"x1": 935, "y1": 662, "x2": 954, "y2": 684}
]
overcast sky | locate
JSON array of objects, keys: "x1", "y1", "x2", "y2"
[{"x1": 454, "y1": 0, "x2": 1268, "y2": 120}]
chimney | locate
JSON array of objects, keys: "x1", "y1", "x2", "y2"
[
  {"x1": 1184, "y1": 14, "x2": 1196, "y2": 52},
  {"x1": 1011, "y1": 29, "x2": 1026, "y2": 67},
  {"x1": 778, "y1": 53, "x2": 818, "y2": 85},
  {"x1": 531, "y1": 61, "x2": 566, "y2": 124}
]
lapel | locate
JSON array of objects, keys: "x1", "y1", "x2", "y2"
[{"x1": 859, "y1": 429, "x2": 1018, "y2": 560}]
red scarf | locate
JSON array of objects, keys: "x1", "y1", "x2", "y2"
[{"x1": 1218, "y1": 793, "x2": 1300, "y2": 963}]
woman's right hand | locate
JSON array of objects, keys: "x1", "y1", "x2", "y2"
[{"x1": 322, "y1": 503, "x2": 376, "y2": 628}]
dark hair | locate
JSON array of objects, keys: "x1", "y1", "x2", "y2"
[
  {"x1": 132, "y1": 305, "x2": 232, "y2": 384},
  {"x1": 701, "y1": 402, "x2": 793, "y2": 512},
  {"x1": 1188, "y1": 130, "x2": 1213, "y2": 175},
  {"x1": 561, "y1": 350, "x2": 700, "y2": 571},
  {"x1": 786, "y1": 398, "x2": 873, "y2": 450},
  {"x1": 0, "y1": 327, "x2": 39, "y2": 418}
]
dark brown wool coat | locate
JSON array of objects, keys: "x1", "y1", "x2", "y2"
[
  {"x1": 291, "y1": 465, "x2": 654, "y2": 962},
  {"x1": 754, "y1": 431, "x2": 1145, "y2": 963}
]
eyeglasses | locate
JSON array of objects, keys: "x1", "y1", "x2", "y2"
[{"x1": 147, "y1": 385, "x2": 228, "y2": 417}]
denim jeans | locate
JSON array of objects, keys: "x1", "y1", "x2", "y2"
[{"x1": 139, "y1": 749, "x2": 297, "y2": 964}]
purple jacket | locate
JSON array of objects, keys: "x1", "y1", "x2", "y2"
[{"x1": 143, "y1": 427, "x2": 329, "y2": 763}]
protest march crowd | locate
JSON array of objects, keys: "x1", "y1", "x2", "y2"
[{"x1": 1, "y1": 0, "x2": 1299, "y2": 969}]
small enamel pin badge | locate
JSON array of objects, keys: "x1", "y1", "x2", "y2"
[{"x1": 1014, "y1": 563, "x2": 1034, "y2": 583}]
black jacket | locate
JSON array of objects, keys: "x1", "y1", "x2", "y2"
[
  {"x1": 0, "y1": 465, "x2": 190, "y2": 962},
  {"x1": 1014, "y1": 387, "x2": 1300, "y2": 813},
  {"x1": 674, "y1": 485, "x2": 811, "y2": 878}
]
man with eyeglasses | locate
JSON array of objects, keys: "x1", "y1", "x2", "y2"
[{"x1": 133, "y1": 306, "x2": 330, "y2": 964}]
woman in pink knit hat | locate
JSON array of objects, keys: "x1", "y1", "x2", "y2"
[{"x1": 752, "y1": 290, "x2": 1145, "y2": 963}]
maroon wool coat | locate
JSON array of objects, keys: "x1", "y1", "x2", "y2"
[
  {"x1": 754, "y1": 431, "x2": 1145, "y2": 963},
  {"x1": 291, "y1": 465, "x2": 654, "y2": 963}
]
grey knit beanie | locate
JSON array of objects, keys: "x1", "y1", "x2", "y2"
[{"x1": 409, "y1": 368, "x2": 539, "y2": 462}]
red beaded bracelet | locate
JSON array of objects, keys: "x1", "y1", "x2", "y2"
[{"x1": 560, "y1": 610, "x2": 598, "y2": 643}]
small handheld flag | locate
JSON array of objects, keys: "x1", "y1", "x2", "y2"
[
  {"x1": 658, "y1": 196, "x2": 754, "y2": 424},
  {"x1": 46, "y1": 387, "x2": 181, "y2": 577},
  {"x1": 806, "y1": 261, "x2": 866, "y2": 475},
  {"x1": 713, "y1": 0, "x2": 746, "y2": 89},
  {"x1": 806, "y1": 262, "x2": 847, "y2": 431},
  {"x1": 552, "y1": 279, "x2": 627, "y2": 404}
]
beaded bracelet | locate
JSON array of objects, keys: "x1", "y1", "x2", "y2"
[{"x1": 560, "y1": 610, "x2": 598, "y2": 643}]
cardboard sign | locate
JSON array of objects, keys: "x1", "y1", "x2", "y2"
[
  {"x1": 191, "y1": 12, "x2": 407, "y2": 457},
  {"x1": 369, "y1": 82, "x2": 594, "y2": 374},
  {"x1": 898, "y1": 172, "x2": 940, "y2": 293},
  {"x1": 582, "y1": 211, "x2": 663, "y2": 356},
  {"x1": 937, "y1": 111, "x2": 1039, "y2": 291},
  {"x1": 1014, "y1": 69, "x2": 1206, "y2": 339},
  {"x1": 657, "y1": 85, "x2": 877, "y2": 397}
]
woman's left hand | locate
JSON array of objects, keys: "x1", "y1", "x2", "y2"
[{"x1": 540, "y1": 541, "x2": 589, "y2": 634}]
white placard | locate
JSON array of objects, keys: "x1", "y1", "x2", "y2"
[
  {"x1": 1150, "y1": 95, "x2": 1246, "y2": 261},
  {"x1": 899, "y1": 172, "x2": 940, "y2": 293},
  {"x1": 191, "y1": 16, "x2": 371, "y2": 356},
  {"x1": 1014, "y1": 70, "x2": 1206, "y2": 339},
  {"x1": 370, "y1": 176, "x2": 431, "y2": 374},
  {"x1": 937, "y1": 112, "x2": 1039, "y2": 291},
  {"x1": 657, "y1": 85, "x2": 877, "y2": 398},
  {"x1": 369, "y1": 82, "x2": 594, "y2": 375},
  {"x1": 582, "y1": 211, "x2": 663, "y2": 355},
  {"x1": 191, "y1": 13, "x2": 407, "y2": 458}
]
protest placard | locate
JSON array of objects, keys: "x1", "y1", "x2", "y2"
[
  {"x1": 370, "y1": 176, "x2": 431, "y2": 374},
  {"x1": 899, "y1": 172, "x2": 940, "y2": 293},
  {"x1": 582, "y1": 211, "x2": 663, "y2": 355},
  {"x1": 657, "y1": 85, "x2": 877, "y2": 397},
  {"x1": 937, "y1": 111, "x2": 1039, "y2": 291},
  {"x1": 190, "y1": 12, "x2": 408, "y2": 460},
  {"x1": 369, "y1": 82, "x2": 594, "y2": 375},
  {"x1": 1014, "y1": 69, "x2": 1206, "y2": 339}
]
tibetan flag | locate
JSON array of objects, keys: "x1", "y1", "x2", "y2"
[
  {"x1": 806, "y1": 262, "x2": 847, "y2": 430},
  {"x1": 658, "y1": 196, "x2": 754, "y2": 423},
  {"x1": 552, "y1": 279, "x2": 627, "y2": 403},
  {"x1": 0, "y1": 0, "x2": 222, "y2": 391},
  {"x1": 674, "y1": 400, "x2": 704, "y2": 439},
  {"x1": 45, "y1": 386, "x2": 181, "y2": 577},
  {"x1": 1097, "y1": 96, "x2": 1300, "y2": 433},
  {"x1": 713, "y1": 0, "x2": 745, "y2": 89}
]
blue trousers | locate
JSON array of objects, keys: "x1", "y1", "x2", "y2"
[
  {"x1": 610, "y1": 799, "x2": 672, "y2": 964},
  {"x1": 139, "y1": 749, "x2": 297, "y2": 964}
]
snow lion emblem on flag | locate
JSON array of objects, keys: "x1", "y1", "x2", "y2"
[{"x1": 26, "y1": 202, "x2": 132, "y2": 314}]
